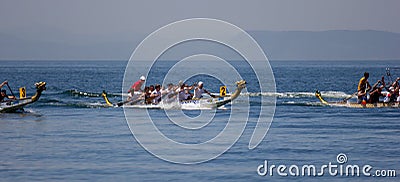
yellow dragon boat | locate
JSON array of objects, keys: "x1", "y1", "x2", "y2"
[{"x1": 315, "y1": 90, "x2": 399, "y2": 108}]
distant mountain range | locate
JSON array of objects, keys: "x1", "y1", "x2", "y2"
[
  {"x1": 251, "y1": 30, "x2": 400, "y2": 60},
  {"x1": 0, "y1": 30, "x2": 399, "y2": 60}
]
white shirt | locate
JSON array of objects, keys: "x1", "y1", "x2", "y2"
[
  {"x1": 178, "y1": 89, "x2": 192, "y2": 101},
  {"x1": 194, "y1": 87, "x2": 205, "y2": 99},
  {"x1": 178, "y1": 90, "x2": 186, "y2": 101},
  {"x1": 397, "y1": 90, "x2": 400, "y2": 102},
  {"x1": 152, "y1": 90, "x2": 161, "y2": 104}
]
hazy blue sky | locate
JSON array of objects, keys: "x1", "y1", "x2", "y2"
[
  {"x1": 2, "y1": 0, "x2": 399, "y2": 33},
  {"x1": 0, "y1": 0, "x2": 399, "y2": 60}
]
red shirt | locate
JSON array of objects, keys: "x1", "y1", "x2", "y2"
[{"x1": 130, "y1": 80, "x2": 143, "y2": 92}]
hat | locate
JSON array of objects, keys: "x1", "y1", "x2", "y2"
[
  {"x1": 140, "y1": 76, "x2": 146, "y2": 81},
  {"x1": 198, "y1": 81, "x2": 203, "y2": 86}
]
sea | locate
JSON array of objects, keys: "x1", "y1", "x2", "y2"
[{"x1": 0, "y1": 60, "x2": 399, "y2": 181}]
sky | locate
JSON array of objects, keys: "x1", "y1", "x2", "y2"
[{"x1": 0, "y1": 0, "x2": 399, "y2": 60}]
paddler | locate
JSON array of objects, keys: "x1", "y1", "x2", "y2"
[
  {"x1": 128, "y1": 76, "x2": 146, "y2": 95},
  {"x1": 0, "y1": 90, "x2": 16, "y2": 102},
  {"x1": 161, "y1": 83, "x2": 177, "y2": 103},
  {"x1": 0, "y1": 80, "x2": 8, "y2": 88},
  {"x1": 145, "y1": 85, "x2": 155, "y2": 104},
  {"x1": 128, "y1": 76, "x2": 146, "y2": 100},
  {"x1": 396, "y1": 78, "x2": 400, "y2": 103},
  {"x1": 0, "y1": 81, "x2": 16, "y2": 102},
  {"x1": 150, "y1": 84, "x2": 162, "y2": 104},
  {"x1": 357, "y1": 72, "x2": 371, "y2": 104},
  {"x1": 178, "y1": 83, "x2": 194, "y2": 101},
  {"x1": 388, "y1": 77, "x2": 400, "y2": 103},
  {"x1": 369, "y1": 77, "x2": 385, "y2": 104},
  {"x1": 193, "y1": 81, "x2": 212, "y2": 99}
]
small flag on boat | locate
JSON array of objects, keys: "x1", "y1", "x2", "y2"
[
  {"x1": 19, "y1": 87, "x2": 26, "y2": 99},
  {"x1": 220, "y1": 86, "x2": 227, "y2": 97}
]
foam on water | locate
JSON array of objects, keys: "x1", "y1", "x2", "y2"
[{"x1": 240, "y1": 91, "x2": 349, "y2": 98}]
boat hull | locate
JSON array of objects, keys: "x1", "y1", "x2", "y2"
[
  {"x1": 0, "y1": 82, "x2": 46, "y2": 113},
  {"x1": 122, "y1": 98, "x2": 228, "y2": 110},
  {"x1": 102, "y1": 80, "x2": 246, "y2": 110},
  {"x1": 1, "y1": 99, "x2": 32, "y2": 113},
  {"x1": 323, "y1": 102, "x2": 399, "y2": 108},
  {"x1": 315, "y1": 90, "x2": 399, "y2": 108}
]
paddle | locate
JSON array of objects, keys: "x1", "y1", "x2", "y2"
[
  {"x1": 343, "y1": 91, "x2": 357, "y2": 102},
  {"x1": 5, "y1": 83, "x2": 16, "y2": 99},
  {"x1": 117, "y1": 98, "x2": 143, "y2": 107},
  {"x1": 209, "y1": 94, "x2": 230, "y2": 98},
  {"x1": 209, "y1": 93, "x2": 218, "y2": 98},
  {"x1": 343, "y1": 86, "x2": 370, "y2": 102},
  {"x1": 116, "y1": 100, "x2": 131, "y2": 107},
  {"x1": 386, "y1": 68, "x2": 393, "y2": 83}
]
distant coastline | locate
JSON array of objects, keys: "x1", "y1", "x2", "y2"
[{"x1": 0, "y1": 30, "x2": 399, "y2": 61}]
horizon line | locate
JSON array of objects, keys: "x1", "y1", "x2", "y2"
[{"x1": 1, "y1": 59, "x2": 399, "y2": 62}]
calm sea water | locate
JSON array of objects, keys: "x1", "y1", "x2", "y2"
[{"x1": 1, "y1": 60, "x2": 399, "y2": 181}]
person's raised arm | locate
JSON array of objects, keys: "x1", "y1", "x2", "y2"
[
  {"x1": 371, "y1": 80, "x2": 381, "y2": 90},
  {"x1": 0, "y1": 80, "x2": 8, "y2": 88}
]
